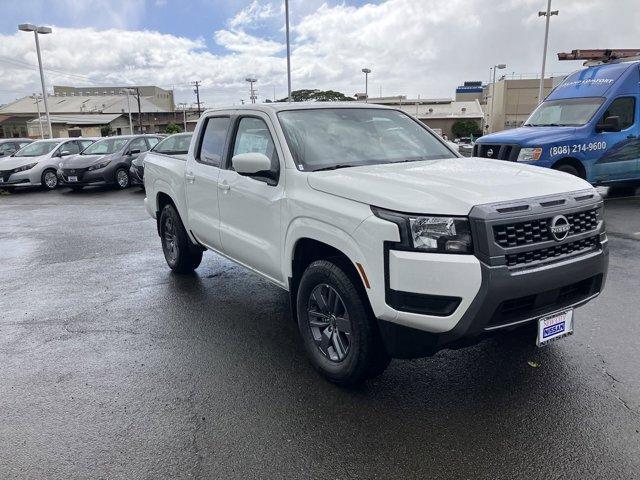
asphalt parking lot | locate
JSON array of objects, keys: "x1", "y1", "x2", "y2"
[{"x1": 1, "y1": 186, "x2": 639, "y2": 479}]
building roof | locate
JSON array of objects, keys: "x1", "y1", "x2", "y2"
[
  {"x1": 0, "y1": 95, "x2": 168, "y2": 115},
  {"x1": 395, "y1": 100, "x2": 484, "y2": 119},
  {"x1": 26, "y1": 114, "x2": 123, "y2": 125}
]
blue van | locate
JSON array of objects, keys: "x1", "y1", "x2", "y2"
[{"x1": 474, "y1": 60, "x2": 640, "y2": 189}]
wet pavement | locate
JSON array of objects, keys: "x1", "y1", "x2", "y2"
[{"x1": 0, "y1": 186, "x2": 639, "y2": 479}]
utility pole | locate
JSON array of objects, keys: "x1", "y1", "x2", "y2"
[
  {"x1": 285, "y1": 0, "x2": 292, "y2": 102},
  {"x1": 245, "y1": 77, "x2": 257, "y2": 104},
  {"x1": 538, "y1": 1, "x2": 559, "y2": 105},
  {"x1": 192, "y1": 81, "x2": 202, "y2": 116},
  {"x1": 122, "y1": 89, "x2": 134, "y2": 134},
  {"x1": 32, "y1": 94, "x2": 44, "y2": 139},
  {"x1": 178, "y1": 102, "x2": 187, "y2": 131}
]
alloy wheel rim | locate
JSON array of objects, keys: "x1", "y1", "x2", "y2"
[
  {"x1": 117, "y1": 170, "x2": 128, "y2": 187},
  {"x1": 44, "y1": 171, "x2": 57, "y2": 189},
  {"x1": 307, "y1": 283, "x2": 351, "y2": 362},
  {"x1": 163, "y1": 216, "x2": 178, "y2": 262}
]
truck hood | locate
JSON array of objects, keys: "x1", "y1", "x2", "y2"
[
  {"x1": 61, "y1": 153, "x2": 111, "y2": 168},
  {"x1": 306, "y1": 157, "x2": 593, "y2": 215},
  {"x1": 0, "y1": 154, "x2": 48, "y2": 170},
  {"x1": 477, "y1": 126, "x2": 578, "y2": 145}
]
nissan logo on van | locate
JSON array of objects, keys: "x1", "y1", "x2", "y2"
[
  {"x1": 487, "y1": 148, "x2": 494, "y2": 157},
  {"x1": 550, "y1": 215, "x2": 571, "y2": 241}
]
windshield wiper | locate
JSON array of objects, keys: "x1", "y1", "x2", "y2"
[{"x1": 312, "y1": 163, "x2": 361, "y2": 172}]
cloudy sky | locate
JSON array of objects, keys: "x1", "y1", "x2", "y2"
[{"x1": 0, "y1": 0, "x2": 638, "y2": 107}]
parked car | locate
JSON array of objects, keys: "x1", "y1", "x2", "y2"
[
  {"x1": 0, "y1": 137, "x2": 97, "y2": 190},
  {"x1": 130, "y1": 132, "x2": 192, "y2": 186},
  {"x1": 0, "y1": 138, "x2": 33, "y2": 158},
  {"x1": 57, "y1": 134, "x2": 163, "y2": 190},
  {"x1": 475, "y1": 58, "x2": 640, "y2": 192},
  {"x1": 144, "y1": 103, "x2": 608, "y2": 385}
]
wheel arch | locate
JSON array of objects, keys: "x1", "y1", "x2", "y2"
[{"x1": 551, "y1": 157, "x2": 587, "y2": 179}]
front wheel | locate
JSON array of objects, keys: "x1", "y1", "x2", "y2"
[
  {"x1": 554, "y1": 164, "x2": 580, "y2": 177},
  {"x1": 296, "y1": 260, "x2": 390, "y2": 385},
  {"x1": 41, "y1": 169, "x2": 59, "y2": 190},
  {"x1": 115, "y1": 168, "x2": 130, "y2": 189},
  {"x1": 159, "y1": 204, "x2": 203, "y2": 273}
]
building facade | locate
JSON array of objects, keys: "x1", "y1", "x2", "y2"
[{"x1": 53, "y1": 85, "x2": 175, "y2": 111}]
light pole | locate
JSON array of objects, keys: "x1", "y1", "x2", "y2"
[
  {"x1": 538, "y1": 1, "x2": 559, "y2": 104},
  {"x1": 121, "y1": 89, "x2": 134, "y2": 134},
  {"x1": 245, "y1": 77, "x2": 257, "y2": 104},
  {"x1": 362, "y1": 68, "x2": 371, "y2": 102},
  {"x1": 19, "y1": 23, "x2": 53, "y2": 139},
  {"x1": 178, "y1": 103, "x2": 187, "y2": 131},
  {"x1": 285, "y1": 0, "x2": 292, "y2": 102},
  {"x1": 489, "y1": 63, "x2": 506, "y2": 133},
  {"x1": 31, "y1": 94, "x2": 44, "y2": 139}
]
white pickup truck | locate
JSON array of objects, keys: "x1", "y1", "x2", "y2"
[{"x1": 144, "y1": 103, "x2": 608, "y2": 385}]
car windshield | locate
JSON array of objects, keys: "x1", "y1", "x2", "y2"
[
  {"x1": 153, "y1": 134, "x2": 192, "y2": 154},
  {"x1": 82, "y1": 137, "x2": 129, "y2": 155},
  {"x1": 525, "y1": 97, "x2": 605, "y2": 127},
  {"x1": 277, "y1": 108, "x2": 456, "y2": 171},
  {"x1": 13, "y1": 141, "x2": 59, "y2": 157}
]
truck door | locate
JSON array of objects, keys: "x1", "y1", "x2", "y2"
[
  {"x1": 592, "y1": 96, "x2": 640, "y2": 182},
  {"x1": 185, "y1": 115, "x2": 231, "y2": 251},
  {"x1": 217, "y1": 113, "x2": 284, "y2": 284}
]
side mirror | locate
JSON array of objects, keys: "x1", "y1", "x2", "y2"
[
  {"x1": 596, "y1": 116, "x2": 622, "y2": 133},
  {"x1": 232, "y1": 152, "x2": 272, "y2": 175},
  {"x1": 129, "y1": 149, "x2": 141, "y2": 155}
]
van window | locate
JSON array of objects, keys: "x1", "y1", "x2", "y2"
[
  {"x1": 198, "y1": 117, "x2": 230, "y2": 167},
  {"x1": 600, "y1": 97, "x2": 635, "y2": 129}
]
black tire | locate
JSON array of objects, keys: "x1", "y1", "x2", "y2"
[
  {"x1": 159, "y1": 204, "x2": 203, "y2": 273},
  {"x1": 69, "y1": 186, "x2": 84, "y2": 192},
  {"x1": 41, "y1": 169, "x2": 59, "y2": 190},
  {"x1": 115, "y1": 168, "x2": 130, "y2": 189},
  {"x1": 296, "y1": 259, "x2": 390, "y2": 385},
  {"x1": 554, "y1": 164, "x2": 580, "y2": 177}
]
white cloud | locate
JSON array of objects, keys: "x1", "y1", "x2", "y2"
[{"x1": 1, "y1": 0, "x2": 639, "y2": 107}]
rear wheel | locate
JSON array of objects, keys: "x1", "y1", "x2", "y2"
[
  {"x1": 115, "y1": 168, "x2": 130, "y2": 189},
  {"x1": 159, "y1": 204, "x2": 203, "y2": 273},
  {"x1": 296, "y1": 260, "x2": 390, "y2": 385},
  {"x1": 41, "y1": 169, "x2": 59, "y2": 190}
]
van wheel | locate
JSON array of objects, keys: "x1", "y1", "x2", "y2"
[
  {"x1": 554, "y1": 164, "x2": 580, "y2": 177},
  {"x1": 296, "y1": 260, "x2": 390, "y2": 385},
  {"x1": 159, "y1": 204, "x2": 202, "y2": 273},
  {"x1": 41, "y1": 169, "x2": 58, "y2": 190}
]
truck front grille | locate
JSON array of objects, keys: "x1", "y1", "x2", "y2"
[
  {"x1": 493, "y1": 208, "x2": 598, "y2": 248},
  {"x1": 505, "y1": 235, "x2": 599, "y2": 268},
  {"x1": 473, "y1": 143, "x2": 520, "y2": 161}
]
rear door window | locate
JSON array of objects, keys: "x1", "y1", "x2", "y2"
[
  {"x1": 197, "y1": 117, "x2": 230, "y2": 167},
  {"x1": 129, "y1": 138, "x2": 149, "y2": 153}
]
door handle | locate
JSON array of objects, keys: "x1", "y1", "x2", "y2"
[
  {"x1": 185, "y1": 172, "x2": 195, "y2": 183},
  {"x1": 218, "y1": 181, "x2": 230, "y2": 191}
]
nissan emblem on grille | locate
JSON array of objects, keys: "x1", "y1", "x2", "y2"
[
  {"x1": 549, "y1": 215, "x2": 570, "y2": 241},
  {"x1": 487, "y1": 148, "x2": 494, "y2": 157}
]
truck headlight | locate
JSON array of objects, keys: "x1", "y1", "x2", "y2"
[
  {"x1": 372, "y1": 207, "x2": 473, "y2": 254},
  {"x1": 12, "y1": 162, "x2": 37, "y2": 173},
  {"x1": 88, "y1": 160, "x2": 111, "y2": 171},
  {"x1": 517, "y1": 147, "x2": 542, "y2": 162}
]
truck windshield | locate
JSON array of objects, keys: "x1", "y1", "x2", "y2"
[
  {"x1": 525, "y1": 97, "x2": 604, "y2": 127},
  {"x1": 277, "y1": 108, "x2": 456, "y2": 171},
  {"x1": 82, "y1": 137, "x2": 128, "y2": 155},
  {"x1": 13, "y1": 141, "x2": 59, "y2": 157}
]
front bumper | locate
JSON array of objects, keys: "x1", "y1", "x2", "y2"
[
  {"x1": 58, "y1": 167, "x2": 115, "y2": 187},
  {"x1": 0, "y1": 169, "x2": 39, "y2": 187},
  {"x1": 378, "y1": 243, "x2": 608, "y2": 358}
]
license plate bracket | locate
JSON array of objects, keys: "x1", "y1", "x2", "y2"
[
  {"x1": 68, "y1": 176, "x2": 78, "y2": 182},
  {"x1": 537, "y1": 309, "x2": 573, "y2": 346}
]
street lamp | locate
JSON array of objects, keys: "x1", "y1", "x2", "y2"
[
  {"x1": 489, "y1": 63, "x2": 506, "y2": 133},
  {"x1": 19, "y1": 23, "x2": 53, "y2": 139},
  {"x1": 285, "y1": 0, "x2": 292, "y2": 102},
  {"x1": 362, "y1": 68, "x2": 371, "y2": 102},
  {"x1": 538, "y1": 0, "x2": 559, "y2": 104},
  {"x1": 121, "y1": 89, "x2": 134, "y2": 134},
  {"x1": 245, "y1": 77, "x2": 258, "y2": 104}
]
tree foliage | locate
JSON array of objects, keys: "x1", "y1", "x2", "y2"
[
  {"x1": 100, "y1": 125, "x2": 113, "y2": 137},
  {"x1": 277, "y1": 89, "x2": 353, "y2": 102},
  {"x1": 451, "y1": 119, "x2": 482, "y2": 138},
  {"x1": 165, "y1": 122, "x2": 182, "y2": 134}
]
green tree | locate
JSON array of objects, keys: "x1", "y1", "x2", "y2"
[
  {"x1": 100, "y1": 125, "x2": 113, "y2": 137},
  {"x1": 451, "y1": 119, "x2": 482, "y2": 138},
  {"x1": 277, "y1": 89, "x2": 353, "y2": 102},
  {"x1": 165, "y1": 122, "x2": 182, "y2": 134}
]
